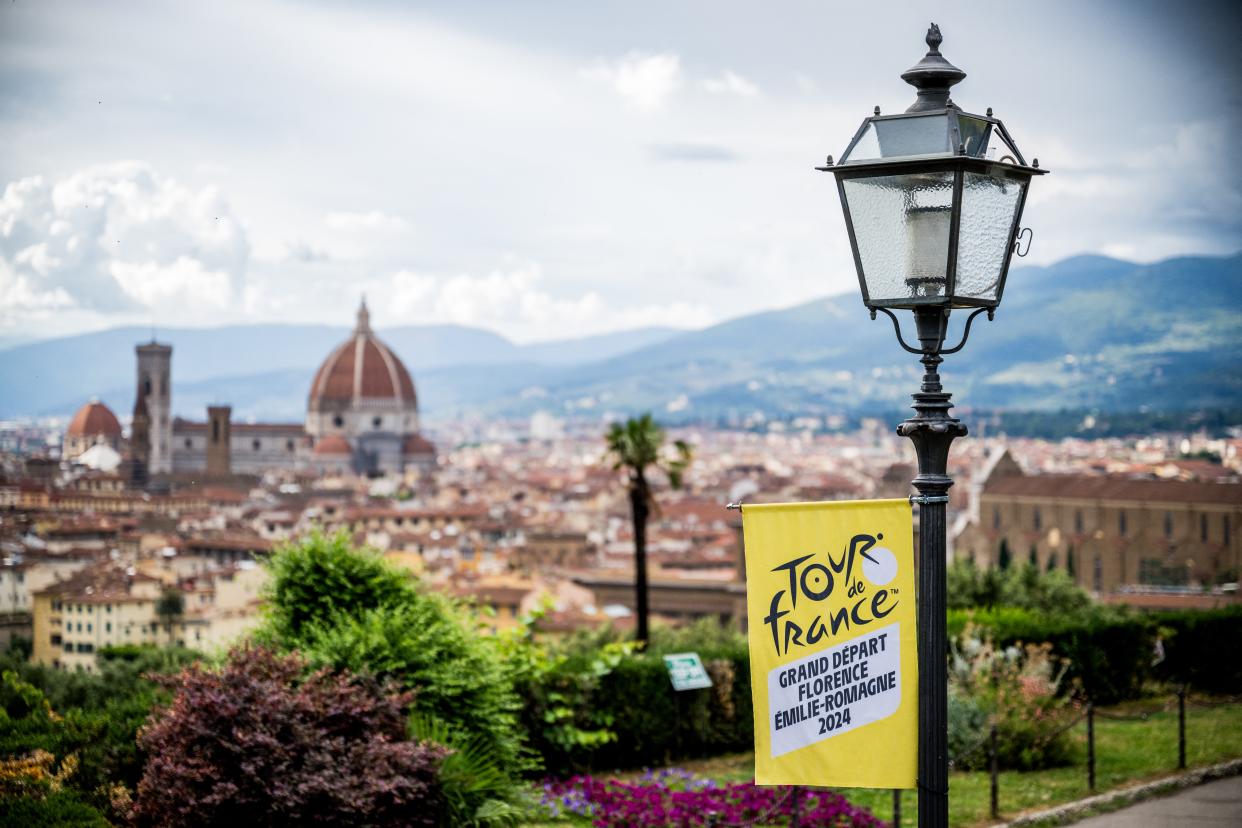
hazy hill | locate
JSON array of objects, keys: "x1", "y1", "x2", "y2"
[
  {"x1": 2, "y1": 253, "x2": 1238, "y2": 423},
  {"x1": 0, "y1": 322, "x2": 677, "y2": 419},
  {"x1": 452, "y1": 252, "x2": 1242, "y2": 421}
]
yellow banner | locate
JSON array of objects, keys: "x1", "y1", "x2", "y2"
[{"x1": 742, "y1": 499, "x2": 917, "y2": 788}]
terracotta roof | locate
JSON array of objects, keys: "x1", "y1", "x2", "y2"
[
  {"x1": 173, "y1": 419, "x2": 305, "y2": 435},
  {"x1": 403, "y1": 434, "x2": 436, "y2": 455},
  {"x1": 308, "y1": 302, "x2": 417, "y2": 408},
  {"x1": 36, "y1": 561, "x2": 160, "y2": 602},
  {"x1": 314, "y1": 435, "x2": 352, "y2": 455},
  {"x1": 66, "y1": 401, "x2": 122, "y2": 438},
  {"x1": 985, "y1": 474, "x2": 1242, "y2": 506}
]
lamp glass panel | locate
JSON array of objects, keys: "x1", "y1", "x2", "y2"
[
  {"x1": 954, "y1": 171, "x2": 1025, "y2": 303},
  {"x1": 980, "y1": 129, "x2": 1021, "y2": 165},
  {"x1": 957, "y1": 116, "x2": 991, "y2": 157},
  {"x1": 841, "y1": 114, "x2": 951, "y2": 162},
  {"x1": 842, "y1": 171, "x2": 955, "y2": 304}
]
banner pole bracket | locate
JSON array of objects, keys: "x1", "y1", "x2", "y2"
[
  {"x1": 725, "y1": 502, "x2": 743, "y2": 511},
  {"x1": 909, "y1": 494, "x2": 950, "y2": 505}
]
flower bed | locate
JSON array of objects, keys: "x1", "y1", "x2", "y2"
[{"x1": 538, "y1": 768, "x2": 886, "y2": 827}]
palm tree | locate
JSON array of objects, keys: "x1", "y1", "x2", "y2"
[{"x1": 605, "y1": 413, "x2": 692, "y2": 645}]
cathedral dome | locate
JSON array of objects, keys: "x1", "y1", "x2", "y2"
[
  {"x1": 67, "y1": 399, "x2": 122, "y2": 439},
  {"x1": 308, "y1": 300, "x2": 417, "y2": 411}
]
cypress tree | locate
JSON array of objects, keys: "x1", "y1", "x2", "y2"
[{"x1": 1046, "y1": 552, "x2": 1058, "y2": 572}]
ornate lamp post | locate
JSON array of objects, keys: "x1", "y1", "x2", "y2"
[{"x1": 819, "y1": 24, "x2": 1046, "y2": 828}]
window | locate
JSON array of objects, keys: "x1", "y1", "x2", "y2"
[
  {"x1": 212, "y1": 419, "x2": 220, "y2": 442},
  {"x1": 992, "y1": 507, "x2": 1000, "y2": 530},
  {"x1": 105, "y1": 622, "x2": 112, "y2": 633},
  {"x1": 51, "y1": 634, "x2": 61, "y2": 645},
  {"x1": 1093, "y1": 556, "x2": 1103, "y2": 592},
  {"x1": 286, "y1": 439, "x2": 295, "y2": 452},
  {"x1": 1033, "y1": 508, "x2": 1042, "y2": 531},
  {"x1": 106, "y1": 604, "x2": 111, "y2": 613},
  {"x1": 86, "y1": 623, "x2": 92, "y2": 632},
  {"x1": 75, "y1": 622, "x2": 81, "y2": 632},
  {"x1": 252, "y1": 439, "x2": 261, "y2": 451},
  {"x1": 63, "y1": 642, "x2": 73, "y2": 652},
  {"x1": 1226, "y1": 516, "x2": 1232, "y2": 545},
  {"x1": 185, "y1": 437, "x2": 193, "y2": 449},
  {"x1": 76, "y1": 642, "x2": 94, "y2": 654},
  {"x1": 372, "y1": 416, "x2": 383, "y2": 429},
  {"x1": 1201, "y1": 514, "x2": 1209, "y2": 542},
  {"x1": 333, "y1": 415, "x2": 344, "y2": 428},
  {"x1": 1164, "y1": 512, "x2": 1173, "y2": 538},
  {"x1": 1119, "y1": 511, "x2": 1127, "y2": 536},
  {"x1": 1075, "y1": 510, "x2": 1084, "y2": 534}
]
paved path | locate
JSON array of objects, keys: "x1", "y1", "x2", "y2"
[{"x1": 1068, "y1": 774, "x2": 1242, "y2": 827}]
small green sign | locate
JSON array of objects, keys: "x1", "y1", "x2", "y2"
[{"x1": 663, "y1": 652, "x2": 713, "y2": 691}]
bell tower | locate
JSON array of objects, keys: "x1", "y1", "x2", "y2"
[{"x1": 135, "y1": 341, "x2": 173, "y2": 475}]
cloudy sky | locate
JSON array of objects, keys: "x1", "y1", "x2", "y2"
[{"x1": 1, "y1": 0, "x2": 1239, "y2": 344}]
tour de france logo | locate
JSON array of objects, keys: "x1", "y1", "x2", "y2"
[
  {"x1": 762, "y1": 532, "x2": 900, "y2": 658},
  {"x1": 760, "y1": 531, "x2": 906, "y2": 758}
]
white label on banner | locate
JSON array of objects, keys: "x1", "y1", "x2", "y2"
[{"x1": 767, "y1": 622, "x2": 902, "y2": 758}]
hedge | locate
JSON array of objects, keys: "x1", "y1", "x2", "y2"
[
  {"x1": 1151, "y1": 605, "x2": 1242, "y2": 694},
  {"x1": 533, "y1": 645, "x2": 754, "y2": 772},
  {"x1": 950, "y1": 605, "x2": 1242, "y2": 704},
  {"x1": 533, "y1": 606, "x2": 1241, "y2": 771}
]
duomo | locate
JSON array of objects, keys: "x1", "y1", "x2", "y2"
[{"x1": 61, "y1": 300, "x2": 435, "y2": 481}]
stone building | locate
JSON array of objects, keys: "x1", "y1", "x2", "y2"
[
  {"x1": 955, "y1": 450, "x2": 1242, "y2": 593},
  {"x1": 116, "y1": 299, "x2": 435, "y2": 478},
  {"x1": 305, "y1": 300, "x2": 433, "y2": 474}
]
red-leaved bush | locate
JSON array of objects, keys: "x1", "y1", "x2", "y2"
[{"x1": 130, "y1": 645, "x2": 447, "y2": 827}]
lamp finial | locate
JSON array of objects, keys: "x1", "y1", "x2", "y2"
[{"x1": 901, "y1": 23, "x2": 966, "y2": 112}]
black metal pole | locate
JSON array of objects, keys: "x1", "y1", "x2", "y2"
[
  {"x1": 1178, "y1": 686, "x2": 1186, "y2": 770},
  {"x1": 1087, "y1": 702, "x2": 1096, "y2": 791},
  {"x1": 897, "y1": 307, "x2": 966, "y2": 828},
  {"x1": 989, "y1": 724, "x2": 999, "y2": 819},
  {"x1": 893, "y1": 789, "x2": 901, "y2": 828},
  {"x1": 790, "y1": 785, "x2": 802, "y2": 828}
]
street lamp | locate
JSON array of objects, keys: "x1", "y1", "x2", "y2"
[{"x1": 819, "y1": 24, "x2": 1046, "y2": 828}]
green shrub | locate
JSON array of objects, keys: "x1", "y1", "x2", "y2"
[
  {"x1": 0, "y1": 646, "x2": 199, "y2": 800},
  {"x1": 949, "y1": 631, "x2": 1079, "y2": 770},
  {"x1": 947, "y1": 693, "x2": 989, "y2": 769},
  {"x1": 1153, "y1": 606, "x2": 1242, "y2": 693},
  {"x1": 262, "y1": 530, "x2": 413, "y2": 641},
  {"x1": 260, "y1": 533, "x2": 530, "y2": 777},
  {"x1": 0, "y1": 789, "x2": 110, "y2": 827},
  {"x1": 518, "y1": 620, "x2": 755, "y2": 772},
  {"x1": 947, "y1": 559, "x2": 1091, "y2": 613},
  {"x1": 950, "y1": 606, "x2": 1154, "y2": 704}
]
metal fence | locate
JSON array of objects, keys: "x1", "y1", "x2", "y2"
[{"x1": 885, "y1": 687, "x2": 1240, "y2": 827}]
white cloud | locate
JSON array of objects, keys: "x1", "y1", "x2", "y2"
[
  {"x1": 703, "y1": 71, "x2": 759, "y2": 98},
  {"x1": 324, "y1": 209, "x2": 408, "y2": 232},
  {"x1": 0, "y1": 162, "x2": 248, "y2": 329},
  {"x1": 582, "y1": 52, "x2": 682, "y2": 111},
  {"x1": 385, "y1": 261, "x2": 712, "y2": 342}
]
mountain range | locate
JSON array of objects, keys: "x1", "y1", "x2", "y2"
[{"x1": 2, "y1": 253, "x2": 1239, "y2": 424}]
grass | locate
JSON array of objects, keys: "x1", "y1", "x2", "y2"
[{"x1": 526, "y1": 700, "x2": 1242, "y2": 827}]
